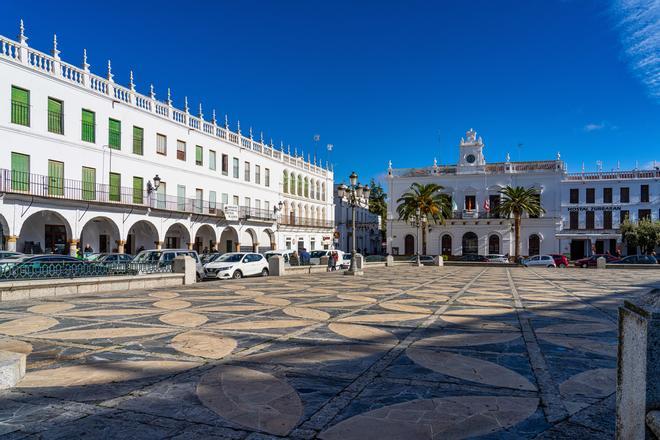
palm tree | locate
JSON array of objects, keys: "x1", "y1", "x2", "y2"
[
  {"x1": 496, "y1": 186, "x2": 545, "y2": 260},
  {"x1": 396, "y1": 183, "x2": 451, "y2": 255}
]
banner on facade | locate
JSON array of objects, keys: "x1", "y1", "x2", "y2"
[{"x1": 224, "y1": 205, "x2": 240, "y2": 221}]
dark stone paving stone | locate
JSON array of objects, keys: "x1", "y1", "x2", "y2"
[{"x1": 32, "y1": 414, "x2": 181, "y2": 440}]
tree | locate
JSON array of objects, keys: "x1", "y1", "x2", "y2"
[
  {"x1": 396, "y1": 182, "x2": 451, "y2": 255},
  {"x1": 368, "y1": 179, "x2": 388, "y2": 236},
  {"x1": 621, "y1": 219, "x2": 660, "y2": 254},
  {"x1": 496, "y1": 186, "x2": 545, "y2": 260}
]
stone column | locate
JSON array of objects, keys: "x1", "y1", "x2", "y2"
[
  {"x1": 155, "y1": 241, "x2": 163, "y2": 250},
  {"x1": 187, "y1": 242, "x2": 193, "y2": 251},
  {"x1": 116, "y1": 240, "x2": 126, "y2": 254},
  {"x1": 173, "y1": 255, "x2": 196, "y2": 285},
  {"x1": 253, "y1": 242, "x2": 260, "y2": 252},
  {"x1": 5, "y1": 236, "x2": 18, "y2": 252},
  {"x1": 211, "y1": 242, "x2": 218, "y2": 252},
  {"x1": 616, "y1": 290, "x2": 660, "y2": 439},
  {"x1": 235, "y1": 242, "x2": 240, "y2": 252},
  {"x1": 68, "y1": 239, "x2": 79, "y2": 257},
  {"x1": 270, "y1": 240, "x2": 277, "y2": 251}
]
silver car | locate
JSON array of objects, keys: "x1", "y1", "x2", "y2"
[{"x1": 522, "y1": 255, "x2": 556, "y2": 268}]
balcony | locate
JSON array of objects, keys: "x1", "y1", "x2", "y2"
[
  {"x1": 279, "y1": 215, "x2": 334, "y2": 229},
  {"x1": 47, "y1": 110, "x2": 64, "y2": 134},
  {"x1": 11, "y1": 100, "x2": 30, "y2": 126},
  {"x1": 450, "y1": 210, "x2": 502, "y2": 220},
  {"x1": 239, "y1": 206, "x2": 276, "y2": 222},
  {"x1": 0, "y1": 168, "x2": 257, "y2": 219}
]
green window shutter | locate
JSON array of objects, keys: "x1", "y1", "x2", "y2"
[
  {"x1": 132, "y1": 176, "x2": 143, "y2": 204},
  {"x1": 82, "y1": 167, "x2": 96, "y2": 201},
  {"x1": 81, "y1": 110, "x2": 95, "y2": 143},
  {"x1": 195, "y1": 146, "x2": 203, "y2": 165},
  {"x1": 109, "y1": 172, "x2": 121, "y2": 202},
  {"x1": 11, "y1": 86, "x2": 30, "y2": 126},
  {"x1": 47, "y1": 160, "x2": 64, "y2": 196},
  {"x1": 132, "y1": 126, "x2": 144, "y2": 155},
  {"x1": 109, "y1": 119, "x2": 121, "y2": 149},
  {"x1": 177, "y1": 185, "x2": 186, "y2": 211},
  {"x1": 10, "y1": 152, "x2": 30, "y2": 191},
  {"x1": 47, "y1": 98, "x2": 63, "y2": 134}
]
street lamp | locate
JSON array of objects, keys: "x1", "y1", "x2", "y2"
[
  {"x1": 146, "y1": 174, "x2": 161, "y2": 195},
  {"x1": 410, "y1": 207, "x2": 426, "y2": 267},
  {"x1": 337, "y1": 172, "x2": 370, "y2": 276}
]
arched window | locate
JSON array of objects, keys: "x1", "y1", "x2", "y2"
[
  {"x1": 289, "y1": 173, "x2": 296, "y2": 195},
  {"x1": 310, "y1": 179, "x2": 315, "y2": 199},
  {"x1": 316, "y1": 182, "x2": 321, "y2": 200},
  {"x1": 321, "y1": 183, "x2": 326, "y2": 201},
  {"x1": 297, "y1": 175, "x2": 303, "y2": 195},
  {"x1": 441, "y1": 234, "x2": 452, "y2": 256},
  {"x1": 488, "y1": 234, "x2": 500, "y2": 254},
  {"x1": 404, "y1": 234, "x2": 415, "y2": 256},
  {"x1": 304, "y1": 177, "x2": 309, "y2": 198},
  {"x1": 462, "y1": 232, "x2": 478, "y2": 255},
  {"x1": 528, "y1": 234, "x2": 540, "y2": 256},
  {"x1": 282, "y1": 171, "x2": 289, "y2": 194}
]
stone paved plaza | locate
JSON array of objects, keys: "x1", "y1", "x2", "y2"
[{"x1": 0, "y1": 266, "x2": 658, "y2": 439}]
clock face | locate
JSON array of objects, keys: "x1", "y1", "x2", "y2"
[{"x1": 465, "y1": 154, "x2": 476, "y2": 164}]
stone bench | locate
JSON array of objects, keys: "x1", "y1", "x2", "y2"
[{"x1": 0, "y1": 350, "x2": 26, "y2": 389}]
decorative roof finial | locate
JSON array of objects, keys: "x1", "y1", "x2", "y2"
[
  {"x1": 82, "y1": 48, "x2": 90, "y2": 71},
  {"x1": 18, "y1": 19, "x2": 28, "y2": 46},
  {"x1": 212, "y1": 109, "x2": 217, "y2": 124},
  {"x1": 388, "y1": 160, "x2": 393, "y2": 170},
  {"x1": 184, "y1": 96, "x2": 189, "y2": 113},
  {"x1": 308, "y1": 153, "x2": 311, "y2": 163},
  {"x1": 167, "y1": 87, "x2": 172, "y2": 105},
  {"x1": 198, "y1": 102, "x2": 203, "y2": 119},
  {"x1": 260, "y1": 131, "x2": 264, "y2": 143},
  {"x1": 149, "y1": 84, "x2": 155, "y2": 99},
  {"x1": 288, "y1": 144, "x2": 291, "y2": 155},
  {"x1": 581, "y1": 162, "x2": 585, "y2": 173},
  {"x1": 107, "y1": 60, "x2": 114, "y2": 82},
  {"x1": 224, "y1": 114, "x2": 229, "y2": 128},
  {"x1": 237, "y1": 120, "x2": 241, "y2": 134},
  {"x1": 433, "y1": 157, "x2": 438, "y2": 167},
  {"x1": 294, "y1": 146, "x2": 298, "y2": 156},
  {"x1": 52, "y1": 34, "x2": 60, "y2": 59},
  {"x1": 556, "y1": 151, "x2": 561, "y2": 161},
  {"x1": 129, "y1": 70, "x2": 135, "y2": 91},
  {"x1": 270, "y1": 138, "x2": 274, "y2": 147},
  {"x1": 249, "y1": 126, "x2": 253, "y2": 139},
  {"x1": 280, "y1": 141, "x2": 284, "y2": 151},
  {"x1": 505, "y1": 152, "x2": 510, "y2": 163}
]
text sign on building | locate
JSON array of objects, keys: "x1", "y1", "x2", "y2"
[
  {"x1": 567, "y1": 206, "x2": 621, "y2": 212},
  {"x1": 224, "y1": 205, "x2": 240, "y2": 221}
]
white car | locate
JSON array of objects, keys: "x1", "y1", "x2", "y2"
[
  {"x1": 263, "y1": 250, "x2": 296, "y2": 267},
  {"x1": 522, "y1": 255, "x2": 556, "y2": 268},
  {"x1": 309, "y1": 249, "x2": 345, "y2": 265},
  {"x1": 486, "y1": 254, "x2": 509, "y2": 263},
  {"x1": 204, "y1": 252, "x2": 269, "y2": 279}
]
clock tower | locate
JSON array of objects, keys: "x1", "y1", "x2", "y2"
[{"x1": 457, "y1": 128, "x2": 486, "y2": 174}]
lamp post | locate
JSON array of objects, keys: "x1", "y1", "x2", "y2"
[
  {"x1": 337, "y1": 171, "x2": 370, "y2": 276},
  {"x1": 146, "y1": 174, "x2": 161, "y2": 207}
]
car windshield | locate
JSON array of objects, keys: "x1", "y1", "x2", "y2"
[
  {"x1": 310, "y1": 251, "x2": 327, "y2": 258},
  {"x1": 133, "y1": 251, "x2": 162, "y2": 262},
  {"x1": 216, "y1": 253, "x2": 244, "y2": 263}
]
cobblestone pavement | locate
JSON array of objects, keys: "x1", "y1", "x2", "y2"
[{"x1": 0, "y1": 266, "x2": 658, "y2": 439}]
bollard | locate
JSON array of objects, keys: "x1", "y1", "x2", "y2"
[
  {"x1": 320, "y1": 255, "x2": 330, "y2": 269},
  {"x1": 386, "y1": 255, "x2": 394, "y2": 267},
  {"x1": 269, "y1": 255, "x2": 285, "y2": 276},
  {"x1": 597, "y1": 256, "x2": 607, "y2": 269},
  {"x1": 354, "y1": 253, "x2": 364, "y2": 270},
  {"x1": 0, "y1": 350, "x2": 26, "y2": 389},
  {"x1": 616, "y1": 289, "x2": 660, "y2": 439},
  {"x1": 173, "y1": 255, "x2": 196, "y2": 285},
  {"x1": 432, "y1": 256, "x2": 444, "y2": 267}
]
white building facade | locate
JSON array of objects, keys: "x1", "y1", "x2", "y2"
[
  {"x1": 0, "y1": 23, "x2": 334, "y2": 256},
  {"x1": 387, "y1": 129, "x2": 659, "y2": 259},
  {"x1": 334, "y1": 184, "x2": 382, "y2": 254}
]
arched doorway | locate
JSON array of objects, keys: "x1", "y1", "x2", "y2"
[
  {"x1": 219, "y1": 227, "x2": 238, "y2": 253},
  {"x1": 0, "y1": 214, "x2": 9, "y2": 250},
  {"x1": 194, "y1": 224, "x2": 216, "y2": 253},
  {"x1": 242, "y1": 228, "x2": 258, "y2": 252},
  {"x1": 462, "y1": 232, "x2": 478, "y2": 255},
  {"x1": 404, "y1": 234, "x2": 415, "y2": 256},
  {"x1": 164, "y1": 223, "x2": 191, "y2": 249},
  {"x1": 80, "y1": 217, "x2": 121, "y2": 254},
  {"x1": 528, "y1": 234, "x2": 540, "y2": 256},
  {"x1": 127, "y1": 220, "x2": 159, "y2": 254},
  {"x1": 18, "y1": 210, "x2": 72, "y2": 254},
  {"x1": 441, "y1": 234, "x2": 452, "y2": 256},
  {"x1": 261, "y1": 229, "x2": 275, "y2": 252},
  {"x1": 488, "y1": 234, "x2": 500, "y2": 255}
]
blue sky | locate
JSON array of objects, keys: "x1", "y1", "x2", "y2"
[{"x1": 3, "y1": 1, "x2": 658, "y2": 185}]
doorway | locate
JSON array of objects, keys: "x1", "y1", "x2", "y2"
[
  {"x1": 45, "y1": 224, "x2": 67, "y2": 254},
  {"x1": 404, "y1": 234, "x2": 415, "y2": 255}
]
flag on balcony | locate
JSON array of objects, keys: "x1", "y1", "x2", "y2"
[{"x1": 484, "y1": 198, "x2": 490, "y2": 212}]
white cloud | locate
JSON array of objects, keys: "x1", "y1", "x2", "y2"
[
  {"x1": 612, "y1": 0, "x2": 660, "y2": 101},
  {"x1": 584, "y1": 122, "x2": 606, "y2": 132}
]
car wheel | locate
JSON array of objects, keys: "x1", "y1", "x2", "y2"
[
  {"x1": 559, "y1": 263, "x2": 566, "y2": 268},
  {"x1": 547, "y1": 265, "x2": 554, "y2": 268},
  {"x1": 261, "y1": 268, "x2": 269, "y2": 277},
  {"x1": 232, "y1": 270, "x2": 243, "y2": 279}
]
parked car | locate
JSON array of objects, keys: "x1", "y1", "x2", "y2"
[
  {"x1": 0, "y1": 251, "x2": 23, "y2": 260},
  {"x1": 408, "y1": 255, "x2": 436, "y2": 265},
  {"x1": 611, "y1": 255, "x2": 658, "y2": 265},
  {"x1": 549, "y1": 254, "x2": 569, "y2": 268},
  {"x1": 340, "y1": 253, "x2": 352, "y2": 269},
  {"x1": 522, "y1": 255, "x2": 557, "y2": 267},
  {"x1": 486, "y1": 254, "x2": 508, "y2": 263},
  {"x1": 458, "y1": 254, "x2": 489, "y2": 262},
  {"x1": 132, "y1": 249, "x2": 204, "y2": 279},
  {"x1": 263, "y1": 250, "x2": 296, "y2": 267},
  {"x1": 309, "y1": 250, "x2": 345, "y2": 265},
  {"x1": 204, "y1": 252, "x2": 269, "y2": 279},
  {"x1": 0, "y1": 254, "x2": 107, "y2": 279},
  {"x1": 574, "y1": 254, "x2": 620, "y2": 268}
]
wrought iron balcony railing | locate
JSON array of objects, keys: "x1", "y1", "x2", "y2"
[
  {"x1": 11, "y1": 100, "x2": 30, "y2": 126},
  {"x1": 279, "y1": 215, "x2": 334, "y2": 228}
]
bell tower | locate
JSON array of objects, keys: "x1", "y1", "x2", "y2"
[{"x1": 457, "y1": 128, "x2": 486, "y2": 174}]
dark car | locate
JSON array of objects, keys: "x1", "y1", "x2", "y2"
[
  {"x1": 408, "y1": 255, "x2": 436, "y2": 265},
  {"x1": 1, "y1": 255, "x2": 108, "y2": 279},
  {"x1": 458, "y1": 254, "x2": 489, "y2": 262},
  {"x1": 612, "y1": 255, "x2": 658, "y2": 265},
  {"x1": 549, "y1": 254, "x2": 569, "y2": 268},
  {"x1": 574, "y1": 254, "x2": 620, "y2": 268}
]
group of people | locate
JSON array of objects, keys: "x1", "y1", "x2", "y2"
[
  {"x1": 326, "y1": 251, "x2": 340, "y2": 271},
  {"x1": 289, "y1": 248, "x2": 311, "y2": 266}
]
